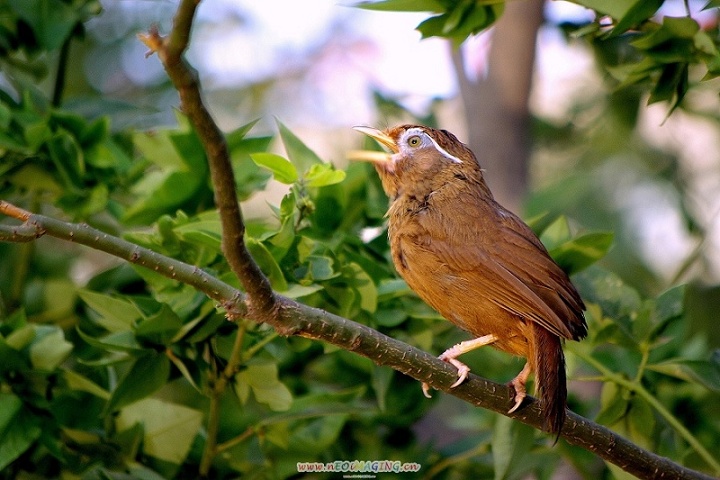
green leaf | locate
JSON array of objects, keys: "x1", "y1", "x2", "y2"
[
  {"x1": 443, "y1": 1, "x2": 472, "y2": 35},
  {"x1": 647, "y1": 63, "x2": 687, "y2": 106},
  {"x1": 251, "y1": 152, "x2": 298, "y2": 184},
  {"x1": 105, "y1": 353, "x2": 171, "y2": 414},
  {"x1": 134, "y1": 304, "x2": 183, "y2": 346},
  {"x1": 492, "y1": 415, "x2": 535, "y2": 480},
  {"x1": 48, "y1": 129, "x2": 84, "y2": 188},
  {"x1": 651, "y1": 285, "x2": 685, "y2": 338},
  {"x1": 569, "y1": 0, "x2": 649, "y2": 21},
  {"x1": 375, "y1": 308, "x2": 408, "y2": 327},
  {"x1": 79, "y1": 290, "x2": 143, "y2": 332},
  {"x1": 236, "y1": 362, "x2": 293, "y2": 411},
  {"x1": 75, "y1": 327, "x2": 144, "y2": 352},
  {"x1": 596, "y1": 382, "x2": 629, "y2": 425},
  {"x1": 0, "y1": 394, "x2": 23, "y2": 435},
  {"x1": 231, "y1": 136, "x2": 273, "y2": 200},
  {"x1": 627, "y1": 395, "x2": 655, "y2": 440},
  {"x1": 225, "y1": 118, "x2": 260, "y2": 145},
  {"x1": 283, "y1": 283, "x2": 324, "y2": 299},
  {"x1": 305, "y1": 255, "x2": 338, "y2": 281},
  {"x1": 304, "y1": 163, "x2": 346, "y2": 187},
  {"x1": 371, "y1": 365, "x2": 393, "y2": 411},
  {"x1": 246, "y1": 238, "x2": 288, "y2": 291},
  {"x1": 574, "y1": 267, "x2": 642, "y2": 321},
  {"x1": 632, "y1": 17, "x2": 700, "y2": 50},
  {"x1": 276, "y1": 119, "x2": 323, "y2": 172},
  {"x1": 353, "y1": 0, "x2": 444, "y2": 12},
  {"x1": 124, "y1": 128, "x2": 207, "y2": 224},
  {"x1": 290, "y1": 415, "x2": 348, "y2": 455},
  {"x1": 62, "y1": 368, "x2": 111, "y2": 399},
  {"x1": 0, "y1": 394, "x2": 41, "y2": 471},
  {"x1": 549, "y1": 232, "x2": 614, "y2": 275},
  {"x1": 173, "y1": 212, "x2": 223, "y2": 251},
  {"x1": 610, "y1": 0, "x2": 663, "y2": 36},
  {"x1": 345, "y1": 262, "x2": 378, "y2": 313},
  {"x1": 8, "y1": 0, "x2": 80, "y2": 50},
  {"x1": 418, "y1": 13, "x2": 452, "y2": 39},
  {"x1": 29, "y1": 326, "x2": 73, "y2": 371},
  {"x1": 539, "y1": 216, "x2": 571, "y2": 250},
  {"x1": 116, "y1": 398, "x2": 202, "y2": 464},
  {"x1": 5, "y1": 324, "x2": 35, "y2": 350},
  {"x1": 124, "y1": 169, "x2": 205, "y2": 225},
  {"x1": 648, "y1": 353, "x2": 720, "y2": 392},
  {"x1": 377, "y1": 278, "x2": 412, "y2": 300},
  {"x1": 0, "y1": 339, "x2": 29, "y2": 375}
]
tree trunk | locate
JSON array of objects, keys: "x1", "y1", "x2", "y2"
[{"x1": 454, "y1": 0, "x2": 545, "y2": 213}]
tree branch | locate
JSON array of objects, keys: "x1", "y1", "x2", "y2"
[
  {"x1": 138, "y1": 0, "x2": 276, "y2": 321},
  {"x1": 0, "y1": 203, "x2": 715, "y2": 480},
  {"x1": 0, "y1": 201, "x2": 245, "y2": 317}
]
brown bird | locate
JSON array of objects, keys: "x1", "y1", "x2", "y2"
[{"x1": 351, "y1": 124, "x2": 587, "y2": 435}]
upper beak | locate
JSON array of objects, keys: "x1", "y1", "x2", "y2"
[
  {"x1": 352, "y1": 126, "x2": 399, "y2": 153},
  {"x1": 347, "y1": 126, "x2": 398, "y2": 165}
]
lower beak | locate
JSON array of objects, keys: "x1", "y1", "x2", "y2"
[{"x1": 348, "y1": 126, "x2": 398, "y2": 166}]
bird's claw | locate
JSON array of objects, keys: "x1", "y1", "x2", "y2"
[
  {"x1": 507, "y1": 393, "x2": 525, "y2": 414},
  {"x1": 448, "y1": 363, "x2": 470, "y2": 388},
  {"x1": 507, "y1": 372, "x2": 528, "y2": 414},
  {"x1": 422, "y1": 355, "x2": 471, "y2": 398}
]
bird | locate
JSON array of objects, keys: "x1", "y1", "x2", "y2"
[{"x1": 350, "y1": 124, "x2": 587, "y2": 435}]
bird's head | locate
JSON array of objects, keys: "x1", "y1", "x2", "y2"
[{"x1": 350, "y1": 124, "x2": 486, "y2": 200}]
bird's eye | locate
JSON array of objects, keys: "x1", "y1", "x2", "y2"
[{"x1": 407, "y1": 135, "x2": 422, "y2": 147}]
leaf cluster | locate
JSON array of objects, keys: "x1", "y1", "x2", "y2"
[{"x1": 359, "y1": 0, "x2": 720, "y2": 114}]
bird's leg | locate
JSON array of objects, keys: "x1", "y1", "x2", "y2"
[
  {"x1": 422, "y1": 334, "x2": 498, "y2": 398},
  {"x1": 508, "y1": 361, "x2": 532, "y2": 413}
]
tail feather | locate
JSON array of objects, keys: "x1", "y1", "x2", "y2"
[{"x1": 532, "y1": 323, "x2": 567, "y2": 437}]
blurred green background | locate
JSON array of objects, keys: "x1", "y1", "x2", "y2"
[{"x1": 1, "y1": 0, "x2": 719, "y2": 478}]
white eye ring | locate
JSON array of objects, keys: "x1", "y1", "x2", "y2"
[{"x1": 402, "y1": 128, "x2": 463, "y2": 164}]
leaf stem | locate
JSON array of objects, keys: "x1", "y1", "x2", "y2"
[
  {"x1": 571, "y1": 347, "x2": 720, "y2": 473},
  {"x1": 215, "y1": 426, "x2": 255, "y2": 454},
  {"x1": 634, "y1": 344, "x2": 650, "y2": 384},
  {"x1": 200, "y1": 321, "x2": 249, "y2": 476},
  {"x1": 242, "y1": 330, "x2": 279, "y2": 361}
]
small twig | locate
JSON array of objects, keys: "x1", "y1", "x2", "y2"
[
  {"x1": 52, "y1": 35, "x2": 72, "y2": 106},
  {"x1": 215, "y1": 426, "x2": 255, "y2": 454},
  {"x1": 138, "y1": 0, "x2": 276, "y2": 321},
  {"x1": 200, "y1": 361, "x2": 222, "y2": 477},
  {"x1": 201, "y1": 320, "x2": 248, "y2": 475}
]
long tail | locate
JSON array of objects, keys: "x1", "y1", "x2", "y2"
[{"x1": 532, "y1": 323, "x2": 567, "y2": 437}]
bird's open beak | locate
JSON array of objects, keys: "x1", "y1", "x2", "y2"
[
  {"x1": 353, "y1": 126, "x2": 398, "y2": 153},
  {"x1": 347, "y1": 126, "x2": 397, "y2": 165}
]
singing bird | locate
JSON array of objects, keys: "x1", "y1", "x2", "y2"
[{"x1": 351, "y1": 124, "x2": 587, "y2": 434}]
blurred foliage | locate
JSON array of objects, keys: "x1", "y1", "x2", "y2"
[
  {"x1": 360, "y1": 0, "x2": 720, "y2": 114},
  {"x1": 0, "y1": 1, "x2": 719, "y2": 479}
]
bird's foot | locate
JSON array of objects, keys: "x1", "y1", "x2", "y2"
[
  {"x1": 422, "y1": 356, "x2": 470, "y2": 398},
  {"x1": 507, "y1": 362, "x2": 532, "y2": 413},
  {"x1": 421, "y1": 335, "x2": 497, "y2": 398}
]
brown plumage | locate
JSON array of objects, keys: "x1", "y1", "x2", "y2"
[{"x1": 352, "y1": 124, "x2": 587, "y2": 435}]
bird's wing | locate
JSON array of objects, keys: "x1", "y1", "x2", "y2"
[{"x1": 426, "y1": 207, "x2": 586, "y2": 340}]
